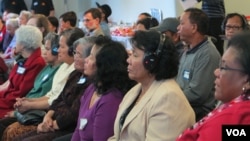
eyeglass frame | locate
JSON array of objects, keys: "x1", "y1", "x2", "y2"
[
  {"x1": 225, "y1": 25, "x2": 243, "y2": 30},
  {"x1": 73, "y1": 50, "x2": 84, "y2": 58},
  {"x1": 219, "y1": 62, "x2": 246, "y2": 73}
]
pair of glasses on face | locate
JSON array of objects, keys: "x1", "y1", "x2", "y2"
[
  {"x1": 73, "y1": 50, "x2": 83, "y2": 58},
  {"x1": 83, "y1": 19, "x2": 93, "y2": 22},
  {"x1": 225, "y1": 25, "x2": 242, "y2": 30},
  {"x1": 219, "y1": 62, "x2": 245, "y2": 73}
]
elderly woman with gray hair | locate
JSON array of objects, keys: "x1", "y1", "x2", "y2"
[{"x1": 0, "y1": 25, "x2": 46, "y2": 118}]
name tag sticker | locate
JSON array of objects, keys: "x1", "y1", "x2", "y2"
[
  {"x1": 77, "y1": 77, "x2": 86, "y2": 84},
  {"x1": 79, "y1": 118, "x2": 87, "y2": 130},
  {"x1": 42, "y1": 74, "x2": 49, "y2": 81},
  {"x1": 183, "y1": 70, "x2": 190, "y2": 80},
  {"x1": 17, "y1": 67, "x2": 26, "y2": 74}
]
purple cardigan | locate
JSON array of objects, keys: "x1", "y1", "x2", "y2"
[{"x1": 71, "y1": 84, "x2": 123, "y2": 141}]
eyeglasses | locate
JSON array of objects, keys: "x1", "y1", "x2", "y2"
[
  {"x1": 219, "y1": 63, "x2": 245, "y2": 73},
  {"x1": 73, "y1": 50, "x2": 83, "y2": 58},
  {"x1": 225, "y1": 25, "x2": 242, "y2": 30},
  {"x1": 83, "y1": 19, "x2": 93, "y2": 22}
]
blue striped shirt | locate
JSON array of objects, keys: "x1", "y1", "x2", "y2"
[{"x1": 202, "y1": 0, "x2": 225, "y2": 18}]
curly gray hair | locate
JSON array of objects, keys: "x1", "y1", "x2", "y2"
[{"x1": 15, "y1": 25, "x2": 43, "y2": 51}]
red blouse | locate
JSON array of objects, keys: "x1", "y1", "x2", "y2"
[
  {"x1": 176, "y1": 95, "x2": 250, "y2": 141},
  {"x1": 0, "y1": 48, "x2": 46, "y2": 118}
]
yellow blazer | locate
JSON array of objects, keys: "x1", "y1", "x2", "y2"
[{"x1": 109, "y1": 79, "x2": 195, "y2": 141}]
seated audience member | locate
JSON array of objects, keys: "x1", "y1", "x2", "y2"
[
  {"x1": 26, "y1": 14, "x2": 50, "y2": 57},
  {"x1": 0, "y1": 25, "x2": 46, "y2": 118},
  {"x1": 57, "y1": 11, "x2": 77, "y2": 35},
  {"x1": 96, "y1": 2, "x2": 112, "y2": 37},
  {"x1": 27, "y1": 14, "x2": 49, "y2": 39},
  {"x1": 176, "y1": 31, "x2": 250, "y2": 141},
  {"x1": 48, "y1": 16, "x2": 59, "y2": 33},
  {"x1": 2, "y1": 10, "x2": 17, "y2": 23},
  {"x1": 31, "y1": 0, "x2": 55, "y2": 17},
  {"x1": 0, "y1": 57, "x2": 8, "y2": 84},
  {"x1": 83, "y1": 8, "x2": 104, "y2": 37},
  {"x1": 135, "y1": 17, "x2": 159, "y2": 31},
  {"x1": 16, "y1": 32, "x2": 61, "y2": 99},
  {"x1": 70, "y1": 36, "x2": 136, "y2": 141},
  {"x1": 18, "y1": 10, "x2": 32, "y2": 26},
  {"x1": 176, "y1": 8, "x2": 221, "y2": 121},
  {"x1": 0, "y1": 32, "x2": 62, "y2": 137},
  {"x1": 2, "y1": 36, "x2": 93, "y2": 141},
  {"x1": 132, "y1": 12, "x2": 152, "y2": 29},
  {"x1": 5, "y1": 12, "x2": 19, "y2": 22},
  {"x1": 137, "y1": 12, "x2": 152, "y2": 22},
  {"x1": 151, "y1": 17, "x2": 185, "y2": 57},
  {"x1": 0, "y1": 16, "x2": 6, "y2": 51},
  {"x1": 222, "y1": 13, "x2": 249, "y2": 40},
  {"x1": 7, "y1": 28, "x2": 84, "y2": 115},
  {"x1": 108, "y1": 30, "x2": 195, "y2": 141},
  {"x1": 0, "y1": 18, "x2": 18, "y2": 59}
]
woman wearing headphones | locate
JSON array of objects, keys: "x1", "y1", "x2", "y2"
[{"x1": 108, "y1": 30, "x2": 195, "y2": 141}]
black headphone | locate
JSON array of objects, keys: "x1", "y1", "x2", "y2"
[
  {"x1": 221, "y1": 13, "x2": 249, "y2": 32},
  {"x1": 143, "y1": 34, "x2": 166, "y2": 71},
  {"x1": 51, "y1": 34, "x2": 59, "y2": 56}
]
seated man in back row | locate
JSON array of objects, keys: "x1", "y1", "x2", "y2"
[{"x1": 176, "y1": 8, "x2": 221, "y2": 121}]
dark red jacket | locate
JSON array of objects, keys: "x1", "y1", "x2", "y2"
[
  {"x1": 0, "y1": 48, "x2": 45, "y2": 118},
  {"x1": 0, "y1": 57, "x2": 8, "y2": 84}
]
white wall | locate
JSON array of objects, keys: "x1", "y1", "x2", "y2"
[
  {"x1": 94, "y1": 0, "x2": 176, "y2": 24},
  {"x1": 23, "y1": 0, "x2": 250, "y2": 24},
  {"x1": 24, "y1": 0, "x2": 91, "y2": 20}
]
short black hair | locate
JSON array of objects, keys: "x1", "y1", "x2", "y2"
[
  {"x1": 185, "y1": 8, "x2": 208, "y2": 35},
  {"x1": 93, "y1": 36, "x2": 136, "y2": 94},
  {"x1": 59, "y1": 11, "x2": 77, "y2": 27},
  {"x1": 131, "y1": 30, "x2": 179, "y2": 80},
  {"x1": 139, "y1": 12, "x2": 151, "y2": 18},
  {"x1": 47, "y1": 16, "x2": 59, "y2": 33},
  {"x1": 136, "y1": 17, "x2": 159, "y2": 30}
]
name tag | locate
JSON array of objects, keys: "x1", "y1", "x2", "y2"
[
  {"x1": 79, "y1": 118, "x2": 87, "y2": 130},
  {"x1": 77, "y1": 77, "x2": 86, "y2": 84},
  {"x1": 17, "y1": 66, "x2": 26, "y2": 74},
  {"x1": 183, "y1": 70, "x2": 190, "y2": 80},
  {"x1": 42, "y1": 74, "x2": 49, "y2": 82}
]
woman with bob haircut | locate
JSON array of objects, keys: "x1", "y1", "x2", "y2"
[
  {"x1": 71, "y1": 36, "x2": 136, "y2": 141},
  {"x1": 176, "y1": 31, "x2": 250, "y2": 141},
  {"x1": 0, "y1": 25, "x2": 46, "y2": 118},
  {"x1": 108, "y1": 30, "x2": 195, "y2": 141}
]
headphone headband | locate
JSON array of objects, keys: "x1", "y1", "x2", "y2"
[
  {"x1": 155, "y1": 34, "x2": 166, "y2": 56},
  {"x1": 143, "y1": 33, "x2": 166, "y2": 71}
]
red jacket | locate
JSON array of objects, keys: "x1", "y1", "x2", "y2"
[
  {"x1": 0, "y1": 57, "x2": 8, "y2": 84},
  {"x1": 176, "y1": 100, "x2": 250, "y2": 141},
  {"x1": 0, "y1": 25, "x2": 6, "y2": 43},
  {"x1": 0, "y1": 48, "x2": 45, "y2": 118}
]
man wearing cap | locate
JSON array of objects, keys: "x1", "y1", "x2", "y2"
[
  {"x1": 150, "y1": 17, "x2": 185, "y2": 57},
  {"x1": 96, "y1": 2, "x2": 112, "y2": 37}
]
